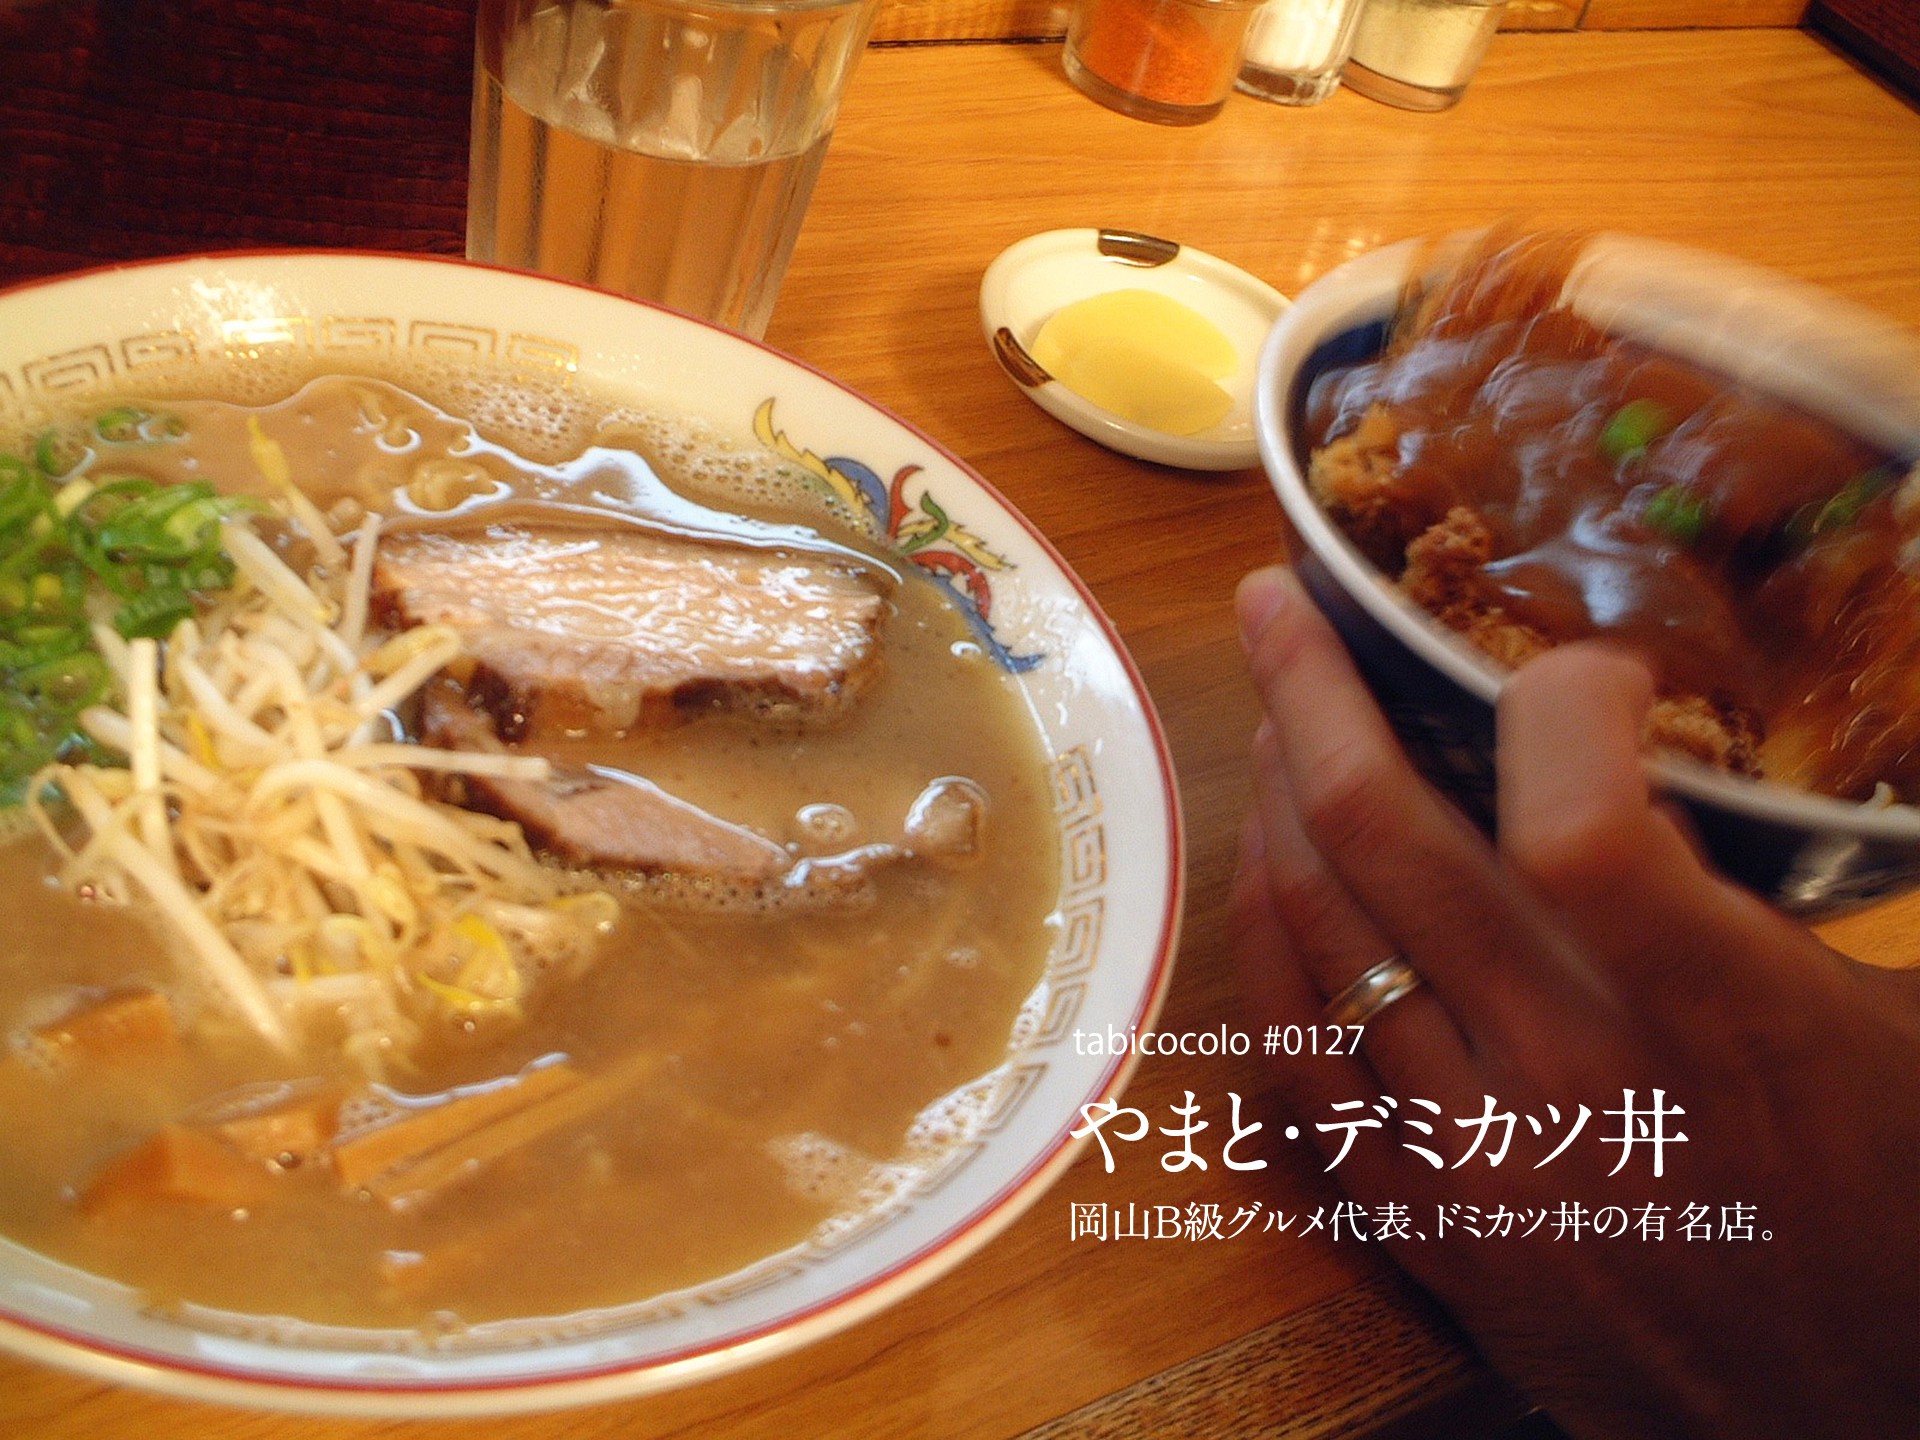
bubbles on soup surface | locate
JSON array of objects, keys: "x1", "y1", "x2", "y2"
[
  {"x1": 769, "y1": 1132, "x2": 875, "y2": 1208},
  {"x1": 419, "y1": 363, "x2": 597, "y2": 460},
  {"x1": 596, "y1": 406, "x2": 879, "y2": 541},
  {"x1": 905, "y1": 1072, "x2": 1004, "y2": 1153}
]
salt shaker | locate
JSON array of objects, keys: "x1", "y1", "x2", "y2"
[
  {"x1": 1342, "y1": 0, "x2": 1508, "y2": 111},
  {"x1": 1237, "y1": 0, "x2": 1370, "y2": 107}
]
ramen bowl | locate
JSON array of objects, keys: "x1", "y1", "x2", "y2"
[
  {"x1": 0, "y1": 253, "x2": 1182, "y2": 1414},
  {"x1": 1253, "y1": 232, "x2": 1920, "y2": 917}
]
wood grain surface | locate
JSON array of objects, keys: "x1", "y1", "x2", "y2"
[{"x1": 0, "y1": 9, "x2": 1916, "y2": 1439}]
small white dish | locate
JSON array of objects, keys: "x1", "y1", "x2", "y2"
[{"x1": 981, "y1": 228, "x2": 1288, "y2": 471}]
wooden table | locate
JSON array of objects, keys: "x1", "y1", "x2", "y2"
[{"x1": 2, "y1": 6, "x2": 1917, "y2": 1437}]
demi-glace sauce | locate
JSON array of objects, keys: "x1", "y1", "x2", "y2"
[
  {"x1": 1307, "y1": 279, "x2": 1918, "y2": 803},
  {"x1": 0, "y1": 374, "x2": 1062, "y2": 1331}
]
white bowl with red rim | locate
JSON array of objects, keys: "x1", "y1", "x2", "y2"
[{"x1": 0, "y1": 251, "x2": 1183, "y2": 1415}]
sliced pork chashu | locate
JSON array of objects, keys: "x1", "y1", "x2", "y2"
[
  {"x1": 418, "y1": 682, "x2": 986, "y2": 896},
  {"x1": 418, "y1": 682, "x2": 793, "y2": 883},
  {"x1": 373, "y1": 524, "x2": 892, "y2": 741}
]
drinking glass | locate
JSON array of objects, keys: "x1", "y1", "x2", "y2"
[
  {"x1": 1341, "y1": 0, "x2": 1508, "y2": 111},
  {"x1": 1063, "y1": 0, "x2": 1265, "y2": 126},
  {"x1": 1237, "y1": 0, "x2": 1368, "y2": 107},
  {"x1": 467, "y1": 0, "x2": 879, "y2": 339}
]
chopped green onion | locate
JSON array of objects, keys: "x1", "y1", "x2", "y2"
[
  {"x1": 1642, "y1": 485, "x2": 1710, "y2": 545},
  {"x1": 1810, "y1": 465, "x2": 1897, "y2": 538},
  {"x1": 15, "y1": 650, "x2": 108, "y2": 710},
  {"x1": 112, "y1": 585, "x2": 197, "y2": 640},
  {"x1": 0, "y1": 409, "x2": 249, "y2": 805},
  {"x1": 0, "y1": 456, "x2": 49, "y2": 537},
  {"x1": 1781, "y1": 465, "x2": 1899, "y2": 550},
  {"x1": 33, "y1": 426, "x2": 88, "y2": 480},
  {"x1": 93, "y1": 405, "x2": 185, "y2": 445},
  {"x1": 97, "y1": 481, "x2": 231, "y2": 560},
  {"x1": 1600, "y1": 399, "x2": 1673, "y2": 463}
]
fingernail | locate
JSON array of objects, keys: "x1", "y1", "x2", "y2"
[{"x1": 1235, "y1": 565, "x2": 1294, "y2": 653}]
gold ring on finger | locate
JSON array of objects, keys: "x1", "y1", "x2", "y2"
[{"x1": 1321, "y1": 955, "x2": 1424, "y2": 1028}]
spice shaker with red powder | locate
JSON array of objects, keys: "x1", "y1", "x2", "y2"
[{"x1": 1063, "y1": 0, "x2": 1265, "y2": 124}]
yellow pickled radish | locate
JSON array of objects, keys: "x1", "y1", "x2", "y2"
[{"x1": 1030, "y1": 288, "x2": 1238, "y2": 436}]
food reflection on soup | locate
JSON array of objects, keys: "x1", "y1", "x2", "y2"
[
  {"x1": 0, "y1": 370, "x2": 1061, "y2": 1330},
  {"x1": 1303, "y1": 230, "x2": 1920, "y2": 804}
]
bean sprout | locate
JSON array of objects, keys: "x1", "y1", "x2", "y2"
[{"x1": 30, "y1": 495, "x2": 619, "y2": 1074}]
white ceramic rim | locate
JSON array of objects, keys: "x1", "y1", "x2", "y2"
[
  {"x1": 0, "y1": 250, "x2": 1186, "y2": 1416},
  {"x1": 980, "y1": 227, "x2": 1288, "y2": 471},
  {"x1": 1254, "y1": 230, "x2": 1920, "y2": 843}
]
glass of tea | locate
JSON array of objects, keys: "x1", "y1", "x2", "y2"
[{"x1": 467, "y1": 0, "x2": 880, "y2": 339}]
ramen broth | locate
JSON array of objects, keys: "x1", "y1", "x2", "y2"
[{"x1": 0, "y1": 373, "x2": 1061, "y2": 1329}]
